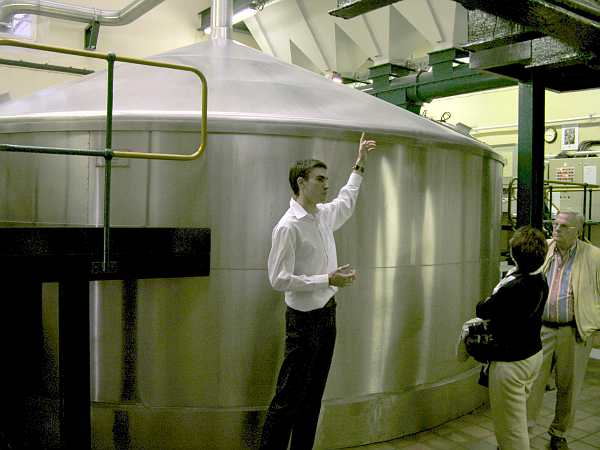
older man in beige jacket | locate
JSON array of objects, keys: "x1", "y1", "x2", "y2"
[{"x1": 527, "y1": 211, "x2": 600, "y2": 450}]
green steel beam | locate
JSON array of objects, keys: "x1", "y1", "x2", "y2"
[
  {"x1": 368, "y1": 63, "x2": 411, "y2": 91},
  {"x1": 366, "y1": 48, "x2": 517, "y2": 113},
  {"x1": 517, "y1": 79, "x2": 546, "y2": 229}
]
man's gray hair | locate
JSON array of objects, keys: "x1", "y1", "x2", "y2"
[{"x1": 557, "y1": 209, "x2": 584, "y2": 231}]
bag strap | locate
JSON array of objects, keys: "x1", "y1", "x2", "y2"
[{"x1": 526, "y1": 276, "x2": 546, "y2": 320}]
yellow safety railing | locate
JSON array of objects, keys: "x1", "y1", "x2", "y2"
[
  {"x1": 0, "y1": 38, "x2": 207, "y2": 161},
  {"x1": 0, "y1": 38, "x2": 209, "y2": 271}
]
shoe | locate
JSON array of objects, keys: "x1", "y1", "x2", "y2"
[{"x1": 549, "y1": 435, "x2": 568, "y2": 450}]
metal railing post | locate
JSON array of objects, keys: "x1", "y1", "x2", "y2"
[
  {"x1": 588, "y1": 190, "x2": 593, "y2": 241},
  {"x1": 103, "y1": 53, "x2": 116, "y2": 271}
]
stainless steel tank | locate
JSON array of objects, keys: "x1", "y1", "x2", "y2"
[{"x1": 0, "y1": 38, "x2": 502, "y2": 449}]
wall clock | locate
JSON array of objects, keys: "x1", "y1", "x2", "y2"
[{"x1": 544, "y1": 127, "x2": 557, "y2": 143}]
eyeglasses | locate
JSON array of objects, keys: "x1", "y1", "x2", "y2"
[{"x1": 552, "y1": 222, "x2": 577, "y2": 230}]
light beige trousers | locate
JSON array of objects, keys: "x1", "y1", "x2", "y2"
[
  {"x1": 489, "y1": 350, "x2": 543, "y2": 450},
  {"x1": 526, "y1": 325, "x2": 592, "y2": 438}
]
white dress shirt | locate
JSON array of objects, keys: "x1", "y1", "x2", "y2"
[{"x1": 268, "y1": 172, "x2": 363, "y2": 311}]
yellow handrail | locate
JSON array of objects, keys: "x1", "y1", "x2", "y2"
[{"x1": 0, "y1": 38, "x2": 207, "y2": 161}]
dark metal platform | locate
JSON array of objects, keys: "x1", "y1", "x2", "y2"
[
  {"x1": 0, "y1": 226, "x2": 210, "y2": 449},
  {"x1": 0, "y1": 226, "x2": 210, "y2": 280}
]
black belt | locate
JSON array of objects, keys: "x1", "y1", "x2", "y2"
[
  {"x1": 543, "y1": 321, "x2": 575, "y2": 328},
  {"x1": 324, "y1": 296, "x2": 336, "y2": 308}
]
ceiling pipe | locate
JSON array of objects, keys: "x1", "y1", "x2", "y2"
[
  {"x1": 210, "y1": 0, "x2": 232, "y2": 41},
  {"x1": 562, "y1": 150, "x2": 600, "y2": 157},
  {"x1": 0, "y1": 0, "x2": 165, "y2": 26}
]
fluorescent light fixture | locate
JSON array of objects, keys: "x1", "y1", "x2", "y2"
[{"x1": 203, "y1": 6, "x2": 257, "y2": 35}]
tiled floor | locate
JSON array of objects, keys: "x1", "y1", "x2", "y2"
[{"x1": 340, "y1": 356, "x2": 600, "y2": 450}]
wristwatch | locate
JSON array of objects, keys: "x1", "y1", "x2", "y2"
[{"x1": 352, "y1": 164, "x2": 364, "y2": 173}]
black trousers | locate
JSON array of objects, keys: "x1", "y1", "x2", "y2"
[{"x1": 260, "y1": 298, "x2": 337, "y2": 450}]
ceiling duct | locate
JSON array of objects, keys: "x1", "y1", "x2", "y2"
[
  {"x1": 199, "y1": 0, "x2": 273, "y2": 35},
  {"x1": 0, "y1": 0, "x2": 165, "y2": 26},
  {"x1": 210, "y1": 0, "x2": 233, "y2": 41}
]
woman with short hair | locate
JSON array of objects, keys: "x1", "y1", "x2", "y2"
[{"x1": 476, "y1": 226, "x2": 549, "y2": 450}]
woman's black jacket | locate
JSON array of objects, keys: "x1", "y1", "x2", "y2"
[{"x1": 476, "y1": 271, "x2": 548, "y2": 362}]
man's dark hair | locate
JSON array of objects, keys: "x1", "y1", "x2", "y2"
[
  {"x1": 509, "y1": 225, "x2": 548, "y2": 273},
  {"x1": 289, "y1": 159, "x2": 327, "y2": 196}
]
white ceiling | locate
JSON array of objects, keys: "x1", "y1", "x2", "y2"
[
  {"x1": 243, "y1": 0, "x2": 468, "y2": 79},
  {"x1": 0, "y1": 0, "x2": 468, "y2": 90}
]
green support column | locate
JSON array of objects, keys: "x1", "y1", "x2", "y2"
[
  {"x1": 369, "y1": 63, "x2": 411, "y2": 91},
  {"x1": 517, "y1": 79, "x2": 545, "y2": 229},
  {"x1": 368, "y1": 63, "x2": 420, "y2": 111},
  {"x1": 428, "y1": 48, "x2": 463, "y2": 80}
]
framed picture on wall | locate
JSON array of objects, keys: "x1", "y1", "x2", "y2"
[{"x1": 561, "y1": 126, "x2": 579, "y2": 150}]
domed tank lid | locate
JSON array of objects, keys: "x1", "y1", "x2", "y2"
[{"x1": 0, "y1": 38, "x2": 495, "y2": 153}]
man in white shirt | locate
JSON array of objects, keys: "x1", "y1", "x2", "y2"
[{"x1": 259, "y1": 133, "x2": 376, "y2": 449}]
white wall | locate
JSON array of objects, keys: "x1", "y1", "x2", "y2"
[{"x1": 424, "y1": 86, "x2": 600, "y2": 179}]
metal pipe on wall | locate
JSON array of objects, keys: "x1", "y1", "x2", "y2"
[
  {"x1": 0, "y1": 0, "x2": 165, "y2": 26},
  {"x1": 563, "y1": 150, "x2": 600, "y2": 156}
]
